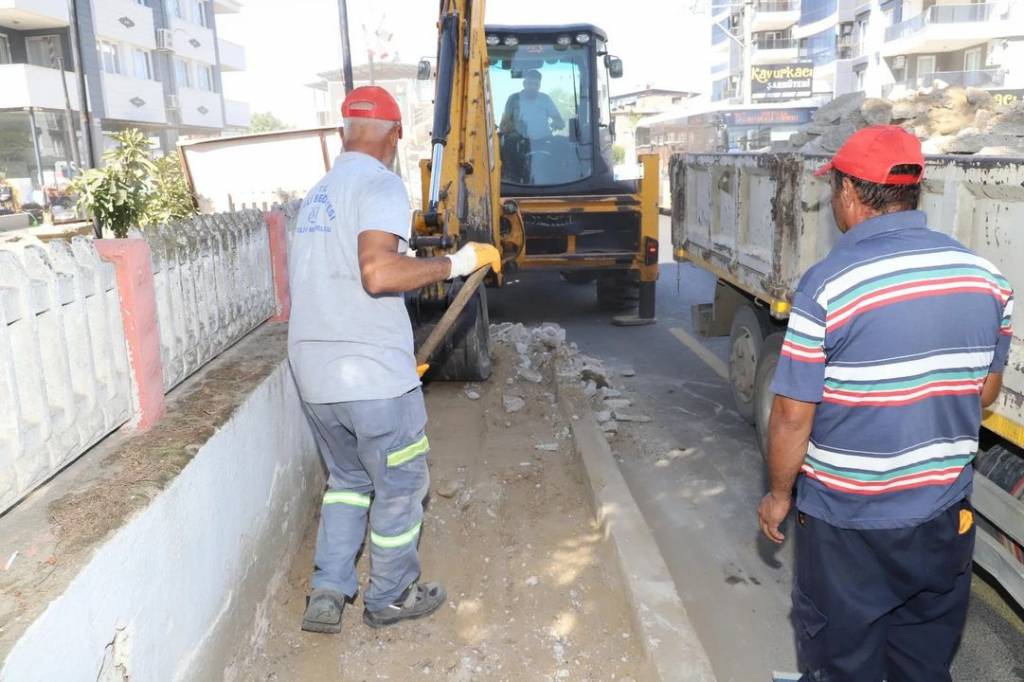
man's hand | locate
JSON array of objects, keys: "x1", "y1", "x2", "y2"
[
  {"x1": 758, "y1": 491, "x2": 792, "y2": 544},
  {"x1": 446, "y1": 242, "x2": 502, "y2": 279}
]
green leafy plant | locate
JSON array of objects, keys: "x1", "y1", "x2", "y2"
[
  {"x1": 249, "y1": 111, "x2": 289, "y2": 133},
  {"x1": 70, "y1": 129, "x2": 156, "y2": 238},
  {"x1": 143, "y1": 154, "x2": 196, "y2": 226}
]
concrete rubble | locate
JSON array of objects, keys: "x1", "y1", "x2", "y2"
[{"x1": 778, "y1": 86, "x2": 1024, "y2": 157}]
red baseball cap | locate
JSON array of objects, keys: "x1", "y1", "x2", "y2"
[
  {"x1": 814, "y1": 125, "x2": 924, "y2": 185},
  {"x1": 341, "y1": 86, "x2": 402, "y2": 137}
]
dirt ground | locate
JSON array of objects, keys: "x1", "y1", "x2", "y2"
[{"x1": 237, "y1": 340, "x2": 653, "y2": 682}]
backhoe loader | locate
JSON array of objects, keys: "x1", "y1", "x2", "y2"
[{"x1": 411, "y1": 0, "x2": 661, "y2": 381}]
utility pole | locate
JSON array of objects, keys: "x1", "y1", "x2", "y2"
[
  {"x1": 67, "y1": 0, "x2": 97, "y2": 169},
  {"x1": 337, "y1": 0, "x2": 355, "y2": 94},
  {"x1": 740, "y1": 0, "x2": 753, "y2": 105}
]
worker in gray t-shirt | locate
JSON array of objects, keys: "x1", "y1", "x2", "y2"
[{"x1": 288, "y1": 86, "x2": 500, "y2": 634}]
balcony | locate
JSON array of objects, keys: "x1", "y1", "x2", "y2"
[
  {"x1": 92, "y1": 0, "x2": 156, "y2": 48},
  {"x1": 212, "y1": 0, "x2": 243, "y2": 14},
  {"x1": 882, "y1": 3, "x2": 1020, "y2": 56},
  {"x1": 217, "y1": 37, "x2": 246, "y2": 72},
  {"x1": 882, "y1": 68, "x2": 1005, "y2": 97},
  {"x1": 178, "y1": 87, "x2": 224, "y2": 129},
  {"x1": 0, "y1": 63, "x2": 78, "y2": 110},
  {"x1": 752, "y1": 37, "x2": 799, "y2": 64},
  {"x1": 751, "y1": 0, "x2": 800, "y2": 32},
  {"x1": 101, "y1": 72, "x2": 167, "y2": 124},
  {"x1": 224, "y1": 99, "x2": 251, "y2": 129},
  {"x1": 170, "y1": 17, "x2": 217, "y2": 64},
  {"x1": 0, "y1": 0, "x2": 68, "y2": 29}
]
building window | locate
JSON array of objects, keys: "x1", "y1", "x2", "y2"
[
  {"x1": 964, "y1": 47, "x2": 983, "y2": 72},
  {"x1": 166, "y1": 0, "x2": 184, "y2": 20},
  {"x1": 132, "y1": 48, "x2": 153, "y2": 80},
  {"x1": 196, "y1": 63, "x2": 215, "y2": 91},
  {"x1": 190, "y1": 0, "x2": 210, "y2": 27},
  {"x1": 0, "y1": 34, "x2": 11, "y2": 65},
  {"x1": 916, "y1": 55, "x2": 936, "y2": 81},
  {"x1": 27, "y1": 35, "x2": 62, "y2": 68},
  {"x1": 799, "y1": 27, "x2": 837, "y2": 64},
  {"x1": 134, "y1": 0, "x2": 149, "y2": 5},
  {"x1": 174, "y1": 57, "x2": 193, "y2": 88},
  {"x1": 99, "y1": 41, "x2": 120, "y2": 74}
]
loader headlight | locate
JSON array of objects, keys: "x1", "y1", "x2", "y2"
[
  {"x1": 575, "y1": 33, "x2": 591, "y2": 44},
  {"x1": 486, "y1": 35, "x2": 500, "y2": 46},
  {"x1": 556, "y1": 35, "x2": 572, "y2": 47},
  {"x1": 503, "y1": 36, "x2": 519, "y2": 47}
]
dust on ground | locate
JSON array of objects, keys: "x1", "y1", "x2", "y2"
[{"x1": 237, "y1": 327, "x2": 652, "y2": 682}]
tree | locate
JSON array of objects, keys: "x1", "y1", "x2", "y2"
[
  {"x1": 249, "y1": 111, "x2": 289, "y2": 133},
  {"x1": 70, "y1": 129, "x2": 156, "y2": 238},
  {"x1": 143, "y1": 155, "x2": 196, "y2": 226}
]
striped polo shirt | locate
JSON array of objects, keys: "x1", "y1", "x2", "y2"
[{"x1": 770, "y1": 210, "x2": 1014, "y2": 529}]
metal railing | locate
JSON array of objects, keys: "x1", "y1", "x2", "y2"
[
  {"x1": 755, "y1": 0, "x2": 798, "y2": 11},
  {"x1": 886, "y1": 3, "x2": 996, "y2": 41},
  {"x1": 754, "y1": 37, "x2": 799, "y2": 50},
  {"x1": 883, "y1": 68, "x2": 1006, "y2": 96}
]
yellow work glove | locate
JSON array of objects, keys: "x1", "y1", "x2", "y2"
[{"x1": 446, "y1": 242, "x2": 502, "y2": 279}]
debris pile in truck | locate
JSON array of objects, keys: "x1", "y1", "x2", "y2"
[{"x1": 781, "y1": 87, "x2": 1024, "y2": 157}]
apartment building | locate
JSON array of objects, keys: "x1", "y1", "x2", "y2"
[
  {"x1": 0, "y1": 0, "x2": 250, "y2": 210},
  {"x1": 710, "y1": 0, "x2": 1024, "y2": 106}
]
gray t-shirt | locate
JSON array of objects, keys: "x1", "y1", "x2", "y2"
[{"x1": 287, "y1": 151, "x2": 419, "y2": 404}]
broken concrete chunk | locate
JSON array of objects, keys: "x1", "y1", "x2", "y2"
[
  {"x1": 860, "y1": 98, "x2": 893, "y2": 126},
  {"x1": 580, "y1": 367, "x2": 609, "y2": 388},
  {"x1": 614, "y1": 412, "x2": 652, "y2": 424},
  {"x1": 582, "y1": 381, "x2": 598, "y2": 398},
  {"x1": 464, "y1": 387, "x2": 482, "y2": 401},
  {"x1": 435, "y1": 479, "x2": 464, "y2": 499},
  {"x1": 518, "y1": 366, "x2": 544, "y2": 384},
  {"x1": 534, "y1": 443, "x2": 559, "y2": 452},
  {"x1": 603, "y1": 398, "x2": 632, "y2": 410},
  {"x1": 812, "y1": 92, "x2": 865, "y2": 125},
  {"x1": 594, "y1": 410, "x2": 613, "y2": 424},
  {"x1": 599, "y1": 387, "x2": 622, "y2": 400},
  {"x1": 620, "y1": 367, "x2": 636, "y2": 378},
  {"x1": 601, "y1": 420, "x2": 619, "y2": 434},
  {"x1": 503, "y1": 395, "x2": 526, "y2": 413}
]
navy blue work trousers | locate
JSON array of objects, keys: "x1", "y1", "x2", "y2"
[{"x1": 793, "y1": 499, "x2": 975, "y2": 682}]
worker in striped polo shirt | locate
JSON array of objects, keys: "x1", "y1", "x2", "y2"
[{"x1": 757, "y1": 125, "x2": 1014, "y2": 681}]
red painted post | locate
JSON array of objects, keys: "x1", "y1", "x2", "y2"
[
  {"x1": 94, "y1": 238, "x2": 166, "y2": 431},
  {"x1": 265, "y1": 210, "x2": 290, "y2": 323}
]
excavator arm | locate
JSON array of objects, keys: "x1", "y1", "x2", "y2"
[{"x1": 413, "y1": 0, "x2": 524, "y2": 287}]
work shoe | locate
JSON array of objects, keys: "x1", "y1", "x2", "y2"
[
  {"x1": 362, "y1": 581, "x2": 446, "y2": 628},
  {"x1": 301, "y1": 588, "x2": 345, "y2": 634}
]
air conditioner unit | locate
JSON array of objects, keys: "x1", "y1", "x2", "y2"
[
  {"x1": 165, "y1": 94, "x2": 180, "y2": 110},
  {"x1": 156, "y1": 29, "x2": 173, "y2": 51}
]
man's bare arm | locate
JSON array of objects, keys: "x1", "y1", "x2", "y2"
[
  {"x1": 981, "y1": 371, "x2": 1003, "y2": 408},
  {"x1": 768, "y1": 395, "x2": 816, "y2": 497},
  {"x1": 758, "y1": 395, "x2": 817, "y2": 544},
  {"x1": 358, "y1": 230, "x2": 450, "y2": 295}
]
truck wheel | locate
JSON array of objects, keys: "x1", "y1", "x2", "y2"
[
  {"x1": 754, "y1": 333, "x2": 784, "y2": 460},
  {"x1": 729, "y1": 303, "x2": 769, "y2": 423},
  {"x1": 597, "y1": 273, "x2": 634, "y2": 311},
  {"x1": 561, "y1": 271, "x2": 597, "y2": 285},
  {"x1": 417, "y1": 283, "x2": 492, "y2": 382}
]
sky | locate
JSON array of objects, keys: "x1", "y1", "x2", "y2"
[{"x1": 216, "y1": 0, "x2": 711, "y2": 128}]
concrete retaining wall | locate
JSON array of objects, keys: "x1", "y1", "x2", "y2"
[
  {"x1": 0, "y1": 353, "x2": 320, "y2": 681},
  {"x1": 0, "y1": 237, "x2": 132, "y2": 514}
]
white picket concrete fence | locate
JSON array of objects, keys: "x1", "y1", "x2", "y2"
[
  {"x1": 0, "y1": 237, "x2": 133, "y2": 514},
  {"x1": 143, "y1": 210, "x2": 276, "y2": 392}
]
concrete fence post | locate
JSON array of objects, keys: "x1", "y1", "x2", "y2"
[
  {"x1": 265, "y1": 210, "x2": 290, "y2": 323},
  {"x1": 94, "y1": 238, "x2": 166, "y2": 431}
]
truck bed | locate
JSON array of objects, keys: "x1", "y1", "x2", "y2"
[{"x1": 669, "y1": 152, "x2": 1023, "y2": 449}]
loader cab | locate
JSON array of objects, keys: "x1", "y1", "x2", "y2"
[{"x1": 486, "y1": 24, "x2": 627, "y2": 196}]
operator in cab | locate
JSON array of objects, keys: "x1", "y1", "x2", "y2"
[
  {"x1": 288, "y1": 86, "x2": 500, "y2": 636},
  {"x1": 758, "y1": 126, "x2": 1014, "y2": 681},
  {"x1": 499, "y1": 69, "x2": 565, "y2": 184}
]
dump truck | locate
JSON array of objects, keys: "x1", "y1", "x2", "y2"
[{"x1": 669, "y1": 151, "x2": 1024, "y2": 608}]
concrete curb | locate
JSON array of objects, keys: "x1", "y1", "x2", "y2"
[{"x1": 560, "y1": 384, "x2": 718, "y2": 682}]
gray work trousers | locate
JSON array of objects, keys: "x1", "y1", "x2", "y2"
[{"x1": 302, "y1": 387, "x2": 430, "y2": 611}]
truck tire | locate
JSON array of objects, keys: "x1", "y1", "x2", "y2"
[
  {"x1": 754, "y1": 332, "x2": 784, "y2": 460},
  {"x1": 416, "y1": 283, "x2": 492, "y2": 382},
  {"x1": 729, "y1": 303, "x2": 770, "y2": 424},
  {"x1": 561, "y1": 271, "x2": 597, "y2": 285},
  {"x1": 597, "y1": 273, "x2": 634, "y2": 312}
]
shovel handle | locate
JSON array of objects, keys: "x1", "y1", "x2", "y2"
[{"x1": 415, "y1": 265, "x2": 491, "y2": 368}]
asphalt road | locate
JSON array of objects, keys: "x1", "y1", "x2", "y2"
[{"x1": 486, "y1": 229, "x2": 1024, "y2": 681}]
